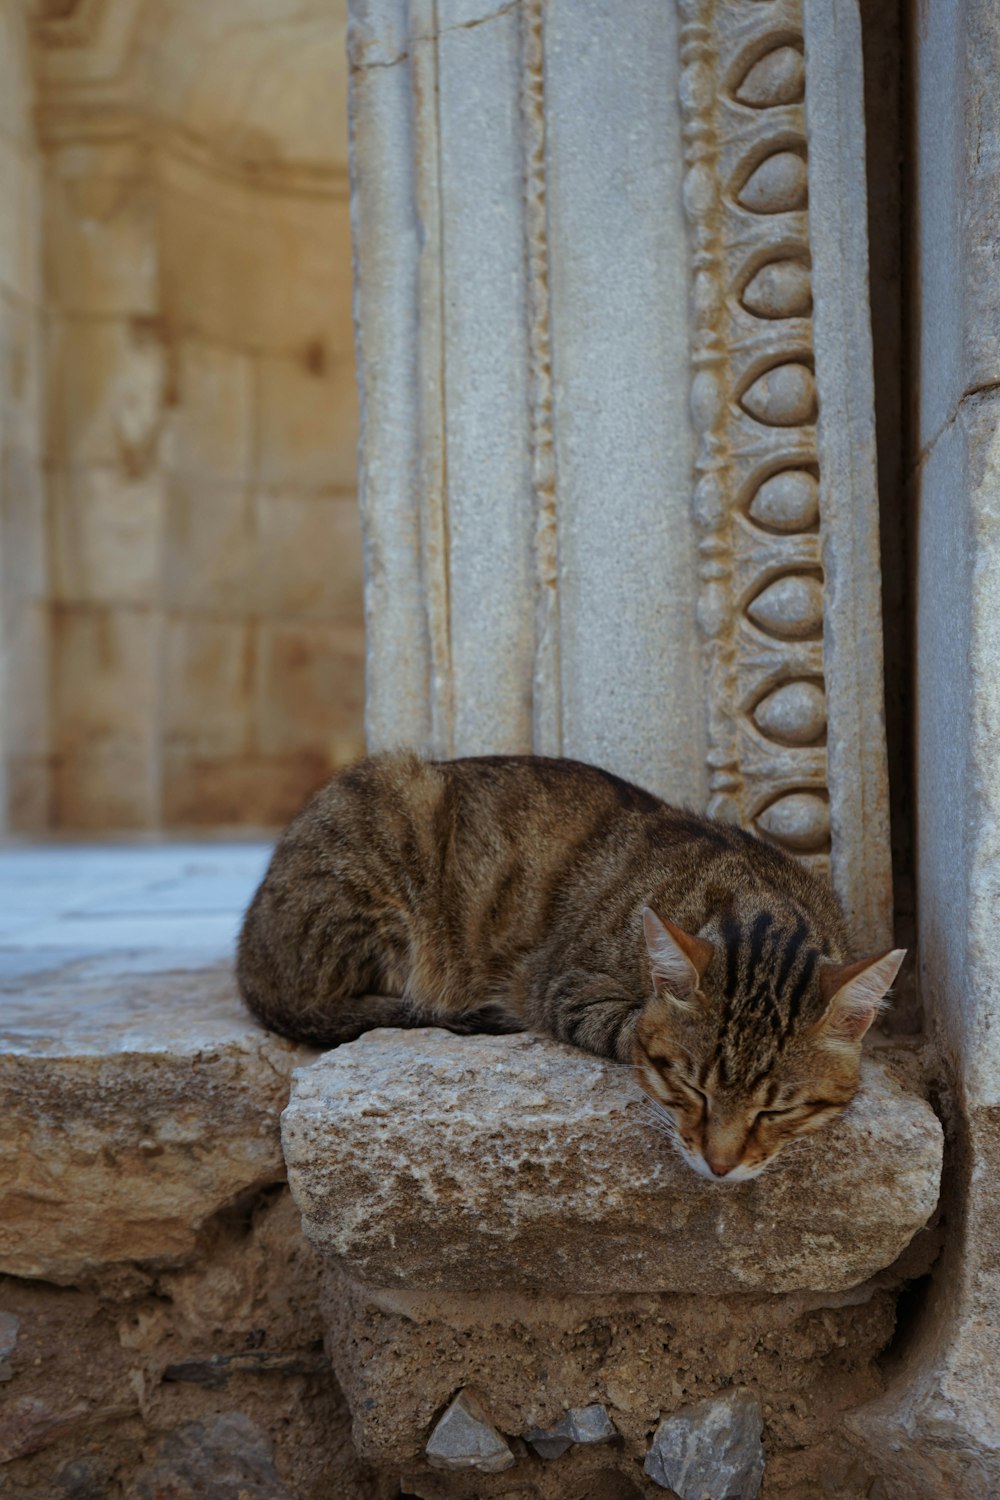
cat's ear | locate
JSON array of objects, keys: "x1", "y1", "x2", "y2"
[
  {"x1": 642, "y1": 908, "x2": 714, "y2": 1007},
  {"x1": 812, "y1": 948, "x2": 907, "y2": 1045}
]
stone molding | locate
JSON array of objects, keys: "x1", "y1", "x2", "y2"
[
  {"x1": 519, "y1": 0, "x2": 560, "y2": 758},
  {"x1": 352, "y1": 0, "x2": 893, "y2": 951},
  {"x1": 36, "y1": 106, "x2": 349, "y2": 198},
  {"x1": 677, "y1": 0, "x2": 891, "y2": 948},
  {"x1": 30, "y1": 0, "x2": 351, "y2": 190}
]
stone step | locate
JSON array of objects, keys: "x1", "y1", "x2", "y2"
[
  {"x1": 0, "y1": 841, "x2": 321, "y2": 1282},
  {"x1": 0, "y1": 966, "x2": 317, "y2": 1281},
  {"x1": 283, "y1": 1028, "x2": 943, "y2": 1296}
]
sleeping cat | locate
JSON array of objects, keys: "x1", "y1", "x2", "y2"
[{"x1": 237, "y1": 752, "x2": 903, "y2": 1182}]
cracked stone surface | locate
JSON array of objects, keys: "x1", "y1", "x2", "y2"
[
  {"x1": 0, "y1": 842, "x2": 320, "y2": 1281},
  {"x1": 644, "y1": 1389, "x2": 765, "y2": 1499},
  {"x1": 284, "y1": 1029, "x2": 943, "y2": 1296}
]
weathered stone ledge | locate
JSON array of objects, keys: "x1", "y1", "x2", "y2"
[
  {"x1": 0, "y1": 965, "x2": 317, "y2": 1281},
  {"x1": 283, "y1": 1029, "x2": 943, "y2": 1297}
]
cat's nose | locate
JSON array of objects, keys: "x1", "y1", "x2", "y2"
[{"x1": 705, "y1": 1155, "x2": 733, "y2": 1178}]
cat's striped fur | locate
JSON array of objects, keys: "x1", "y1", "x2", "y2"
[{"x1": 238, "y1": 751, "x2": 904, "y2": 1180}]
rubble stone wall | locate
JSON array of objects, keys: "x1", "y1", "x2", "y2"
[{"x1": 0, "y1": 1189, "x2": 391, "y2": 1500}]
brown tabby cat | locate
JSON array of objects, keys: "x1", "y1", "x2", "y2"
[{"x1": 237, "y1": 752, "x2": 904, "y2": 1182}]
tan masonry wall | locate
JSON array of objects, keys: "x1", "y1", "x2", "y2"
[
  {"x1": 43, "y1": 130, "x2": 364, "y2": 829},
  {"x1": 0, "y1": 0, "x2": 364, "y2": 833}
]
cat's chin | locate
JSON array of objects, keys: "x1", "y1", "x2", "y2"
[{"x1": 674, "y1": 1143, "x2": 773, "y2": 1184}]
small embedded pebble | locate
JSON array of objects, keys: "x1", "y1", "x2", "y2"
[{"x1": 644, "y1": 1388, "x2": 765, "y2": 1499}]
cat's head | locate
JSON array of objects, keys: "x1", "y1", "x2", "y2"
[{"x1": 633, "y1": 905, "x2": 905, "y2": 1183}]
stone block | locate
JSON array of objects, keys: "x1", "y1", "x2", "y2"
[
  {"x1": 255, "y1": 347, "x2": 358, "y2": 491},
  {"x1": 48, "y1": 467, "x2": 164, "y2": 607},
  {"x1": 163, "y1": 478, "x2": 255, "y2": 615},
  {"x1": 283, "y1": 1030, "x2": 942, "y2": 1296},
  {"x1": 0, "y1": 967, "x2": 314, "y2": 1279},
  {"x1": 0, "y1": 134, "x2": 39, "y2": 306},
  {"x1": 254, "y1": 489, "x2": 364, "y2": 622},
  {"x1": 163, "y1": 617, "x2": 253, "y2": 759},
  {"x1": 44, "y1": 165, "x2": 158, "y2": 317},
  {"x1": 53, "y1": 743, "x2": 157, "y2": 830},
  {"x1": 243, "y1": 192, "x2": 354, "y2": 356},
  {"x1": 46, "y1": 315, "x2": 166, "y2": 474},
  {"x1": 254, "y1": 619, "x2": 365, "y2": 756},
  {"x1": 50, "y1": 600, "x2": 160, "y2": 825},
  {"x1": 166, "y1": 339, "x2": 253, "y2": 484},
  {"x1": 0, "y1": 289, "x2": 43, "y2": 431},
  {"x1": 51, "y1": 602, "x2": 157, "y2": 755},
  {"x1": 6, "y1": 754, "x2": 52, "y2": 832},
  {"x1": 174, "y1": 9, "x2": 350, "y2": 177},
  {"x1": 2, "y1": 599, "x2": 49, "y2": 757},
  {"x1": 161, "y1": 749, "x2": 339, "y2": 828},
  {"x1": 0, "y1": 3, "x2": 33, "y2": 149},
  {"x1": 1, "y1": 441, "x2": 48, "y2": 603},
  {"x1": 158, "y1": 170, "x2": 266, "y2": 349},
  {"x1": 644, "y1": 1389, "x2": 765, "y2": 1499},
  {"x1": 159, "y1": 150, "x2": 353, "y2": 354}
]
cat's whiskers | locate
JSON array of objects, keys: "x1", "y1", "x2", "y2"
[{"x1": 637, "y1": 1093, "x2": 688, "y2": 1156}]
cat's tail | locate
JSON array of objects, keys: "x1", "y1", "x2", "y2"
[
  {"x1": 240, "y1": 985, "x2": 526, "y2": 1050},
  {"x1": 242, "y1": 992, "x2": 421, "y2": 1049}
]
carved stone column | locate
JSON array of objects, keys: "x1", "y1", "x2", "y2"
[
  {"x1": 314, "y1": 4, "x2": 958, "y2": 1494},
  {"x1": 351, "y1": 0, "x2": 892, "y2": 951}
]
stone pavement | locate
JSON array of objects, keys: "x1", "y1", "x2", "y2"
[{"x1": 0, "y1": 840, "x2": 273, "y2": 979}]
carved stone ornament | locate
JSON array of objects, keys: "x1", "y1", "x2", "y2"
[{"x1": 677, "y1": 0, "x2": 890, "y2": 944}]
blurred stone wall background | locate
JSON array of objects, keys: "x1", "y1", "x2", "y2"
[
  {"x1": 0, "y1": 0, "x2": 364, "y2": 832},
  {"x1": 0, "y1": 0, "x2": 47, "y2": 831}
]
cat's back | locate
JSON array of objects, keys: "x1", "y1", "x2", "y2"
[
  {"x1": 434, "y1": 753, "x2": 663, "y2": 837},
  {"x1": 241, "y1": 752, "x2": 663, "y2": 991},
  {"x1": 255, "y1": 751, "x2": 657, "y2": 896},
  {"x1": 281, "y1": 750, "x2": 655, "y2": 849}
]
